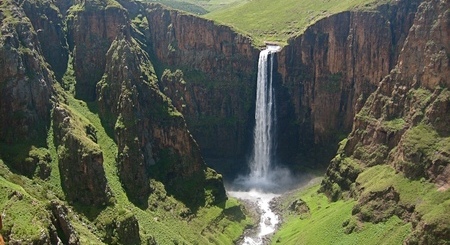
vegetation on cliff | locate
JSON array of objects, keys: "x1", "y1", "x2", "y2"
[
  {"x1": 275, "y1": 0, "x2": 450, "y2": 244},
  {"x1": 0, "y1": 0, "x2": 253, "y2": 243}
]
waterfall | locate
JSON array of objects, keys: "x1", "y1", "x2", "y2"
[
  {"x1": 249, "y1": 45, "x2": 280, "y2": 180},
  {"x1": 228, "y1": 45, "x2": 292, "y2": 245}
]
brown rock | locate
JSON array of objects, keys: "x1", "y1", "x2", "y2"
[
  {"x1": 321, "y1": 0, "x2": 450, "y2": 243},
  {"x1": 50, "y1": 201, "x2": 80, "y2": 245},
  {"x1": 67, "y1": 0, "x2": 129, "y2": 101},
  {"x1": 21, "y1": 0, "x2": 69, "y2": 80},
  {"x1": 145, "y1": 4, "x2": 259, "y2": 159},
  {"x1": 53, "y1": 105, "x2": 111, "y2": 207},
  {"x1": 0, "y1": 0, "x2": 54, "y2": 144},
  {"x1": 97, "y1": 32, "x2": 225, "y2": 207},
  {"x1": 276, "y1": 0, "x2": 420, "y2": 163}
]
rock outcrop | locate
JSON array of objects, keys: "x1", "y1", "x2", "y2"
[
  {"x1": 50, "y1": 201, "x2": 80, "y2": 244},
  {"x1": 276, "y1": 0, "x2": 420, "y2": 164},
  {"x1": 0, "y1": 0, "x2": 55, "y2": 180},
  {"x1": 53, "y1": 105, "x2": 111, "y2": 206},
  {"x1": 97, "y1": 209, "x2": 141, "y2": 245},
  {"x1": 97, "y1": 29, "x2": 226, "y2": 206},
  {"x1": 91, "y1": 2, "x2": 226, "y2": 206},
  {"x1": 321, "y1": 0, "x2": 450, "y2": 243}
]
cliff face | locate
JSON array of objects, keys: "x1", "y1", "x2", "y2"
[
  {"x1": 21, "y1": 0, "x2": 68, "y2": 81},
  {"x1": 143, "y1": 5, "x2": 259, "y2": 158},
  {"x1": 0, "y1": 0, "x2": 230, "y2": 243},
  {"x1": 0, "y1": 1, "x2": 54, "y2": 145},
  {"x1": 97, "y1": 32, "x2": 225, "y2": 206},
  {"x1": 0, "y1": 0, "x2": 54, "y2": 179},
  {"x1": 320, "y1": 0, "x2": 450, "y2": 243},
  {"x1": 277, "y1": 0, "x2": 420, "y2": 164},
  {"x1": 67, "y1": 1, "x2": 129, "y2": 101}
]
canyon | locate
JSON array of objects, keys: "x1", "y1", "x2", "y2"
[{"x1": 0, "y1": 0, "x2": 448, "y2": 243}]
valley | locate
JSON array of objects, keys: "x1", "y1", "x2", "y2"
[{"x1": 0, "y1": 0, "x2": 449, "y2": 244}]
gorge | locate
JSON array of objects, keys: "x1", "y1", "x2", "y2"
[{"x1": 0, "y1": 0, "x2": 449, "y2": 244}]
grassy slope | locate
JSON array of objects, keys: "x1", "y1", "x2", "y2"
[
  {"x1": 272, "y1": 183, "x2": 411, "y2": 245},
  {"x1": 273, "y1": 164, "x2": 450, "y2": 244},
  {"x1": 206, "y1": 0, "x2": 391, "y2": 44},
  {"x1": 144, "y1": 0, "x2": 248, "y2": 14}
]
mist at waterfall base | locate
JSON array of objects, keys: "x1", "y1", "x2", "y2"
[{"x1": 226, "y1": 45, "x2": 309, "y2": 245}]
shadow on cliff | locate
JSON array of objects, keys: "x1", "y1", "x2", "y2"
[
  {"x1": 0, "y1": 128, "x2": 51, "y2": 179},
  {"x1": 86, "y1": 102, "x2": 116, "y2": 141}
]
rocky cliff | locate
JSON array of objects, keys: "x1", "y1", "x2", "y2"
[
  {"x1": 143, "y1": 4, "x2": 259, "y2": 159},
  {"x1": 276, "y1": 0, "x2": 420, "y2": 165},
  {"x1": 0, "y1": 0, "x2": 54, "y2": 176},
  {"x1": 0, "y1": 0, "x2": 239, "y2": 243},
  {"x1": 320, "y1": 0, "x2": 450, "y2": 243}
]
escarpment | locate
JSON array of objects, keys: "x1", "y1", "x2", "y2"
[
  {"x1": 320, "y1": 0, "x2": 450, "y2": 243},
  {"x1": 0, "y1": 0, "x2": 54, "y2": 175},
  {"x1": 97, "y1": 31, "x2": 225, "y2": 206},
  {"x1": 276, "y1": 0, "x2": 420, "y2": 164},
  {"x1": 143, "y1": 5, "x2": 259, "y2": 159}
]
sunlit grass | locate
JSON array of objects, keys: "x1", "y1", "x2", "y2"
[
  {"x1": 206, "y1": 0, "x2": 392, "y2": 44},
  {"x1": 272, "y1": 183, "x2": 411, "y2": 244}
]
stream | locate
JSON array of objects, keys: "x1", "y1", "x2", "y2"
[{"x1": 228, "y1": 189, "x2": 280, "y2": 245}]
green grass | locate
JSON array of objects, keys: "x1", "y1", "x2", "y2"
[
  {"x1": 145, "y1": 0, "x2": 249, "y2": 14},
  {"x1": 272, "y1": 183, "x2": 412, "y2": 245},
  {"x1": 206, "y1": 0, "x2": 391, "y2": 44},
  {"x1": 357, "y1": 165, "x2": 450, "y2": 227},
  {"x1": 383, "y1": 118, "x2": 406, "y2": 131},
  {"x1": 0, "y1": 175, "x2": 50, "y2": 242}
]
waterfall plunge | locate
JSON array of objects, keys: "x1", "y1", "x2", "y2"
[
  {"x1": 228, "y1": 46, "x2": 283, "y2": 245},
  {"x1": 249, "y1": 45, "x2": 280, "y2": 182},
  {"x1": 228, "y1": 46, "x2": 309, "y2": 245}
]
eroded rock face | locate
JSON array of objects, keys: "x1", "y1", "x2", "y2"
[
  {"x1": 97, "y1": 31, "x2": 225, "y2": 206},
  {"x1": 321, "y1": 0, "x2": 450, "y2": 242},
  {"x1": 276, "y1": 0, "x2": 420, "y2": 164},
  {"x1": 53, "y1": 105, "x2": 111, "y2": 207},
  {"x1": 0, "y1": 0, "x2": 53, "y2": 144},
  {"x1": 50, "y1": 201, "x2": 80, "y2": 245},
  {"x1": 98, "y1": 211, "x2": 141, "y2": 245},
  {"x1": 67, "y1": 1, "x2": 129, "y2": 101},
  {"x1": 21, "y1": 0, "x2": 69, "y2": 80},
  {"x1": 144, "y1": 4, "x2": 259, "y2": 158}
]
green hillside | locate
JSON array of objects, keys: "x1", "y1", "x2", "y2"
[
  {"x1": 0, "y1": 84, "x2": 253, "y2": 244},
  {"x1": 206, "y1": 0, "x2": 391, "y2": 44},
  {"x1": 145, "y1": 0, "x2": 249, "y2": 14}
]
